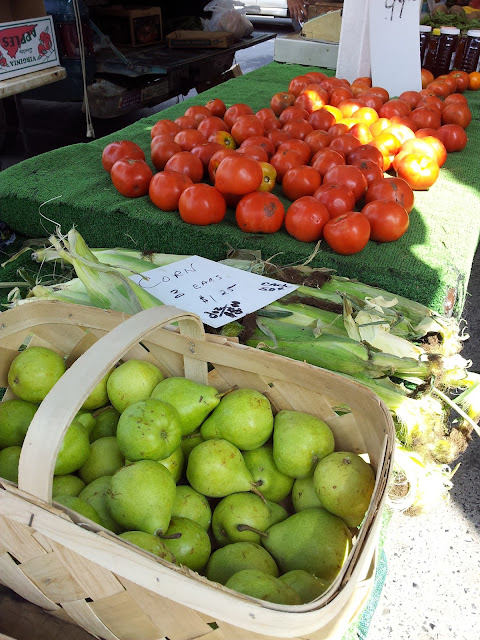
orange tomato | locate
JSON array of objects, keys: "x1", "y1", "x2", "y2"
[{"x1": 469, "y1": 71, "x2": 480, "y2": 91}]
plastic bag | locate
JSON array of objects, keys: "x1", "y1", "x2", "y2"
[{"x1": 201, "y1": 0, "x2": 254, "y2": 40}]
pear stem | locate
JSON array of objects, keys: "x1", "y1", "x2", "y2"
[
  {"x1": 161, "y1": 532, "x2": 182, "y2": 540},
  {"x1": 236, "y1": 523, "x2": 268, "y2": 538},
  {"x1": 250, "y1": 484, "x2": 267, "y2": 504},
  {"x1": 215, "y1": 385, "x2": 239, "y2": 400}
]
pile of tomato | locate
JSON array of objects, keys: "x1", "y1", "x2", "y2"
[{"x1": 101, "y1": 66, "x2": 475, "y2": 256}]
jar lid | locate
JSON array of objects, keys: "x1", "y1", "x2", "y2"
[
  {"x1": 419, "y1": 25, "x2": 432, "y2": 33},
  {"x1": 440, "y1": 27, "x2": 460, "y2": 35},
  {"x1": 466, "y1": 29, "x2": 480, "y2": 37},
  {"x1": 432, "y1": 28, "x2": 441, "y2": 36}
]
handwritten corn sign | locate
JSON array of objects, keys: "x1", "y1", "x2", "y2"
[{"x1": 337, "y1": 0, "x2": 422, "y2": 95}]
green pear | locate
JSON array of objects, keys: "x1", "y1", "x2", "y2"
[
  {"x1": 265, "y1": 500, "x2": 289, "y2": 528},
  {"x1": 161, "y1": 516, "x2": 211, "y2": 572},
  {"x1": 90, "y1": 406, "x2": 120, "y2": 442},
  {"x1": 262, "y1": 508, "x2": 352, "y2": 583},
  {"x1": 151, "y1": 377, "x2": 220, "y2": 435},
  {"x1": 243, "y1": 444, "x2": 294, "y2": 503},
  {"x1": 158, "y1": 446, "x2": 184, "y2": 483},
  {"x1": 0, "y1": 399, "x2": 37, "y2": 448},
  {"x1": 0, "y1": 445, "x2": 21, "y2": 482},
  {"x1": 53, "y1": 494, "x2": 103, "y2": 525},
  {"x1": 54, "y1": 419, "x2": 90, "y2": 475},
  {"x1": 7, "y1": 346, "x2": 66, "y2": 403},
  {"x1": 81, "y1": 371, "x2": 112, "y2": 411},
  {"x1": 279, "y1": 570, "x2": 329, "y2": 604},
  {"x1": 212, "y1": 492, "x2": 270, "y2": 546},
  {"x1": 205, "y1": 541, "x2": 278, "y2": 585},
  {"x1": 225, "y1": 569, "x2": 301, "y2": 605},
  {"x1": 200, "y1": 388, "x2": 273, "y2": 451},
  {"x1": 171, "y1": 485, "x2": 212, "y2": 531},
  {"x1": 313, "y1": 451, "x2": 376, "y2": 528},
  {"x1": 116, "y1": 398, "x2": 182, "y2": 462},
  {"x1": 181, "y1": 430, "x2": 203, "y2": 460},
  {"x1": 106, "y1": 460, "x2": 176, "y2": 535},
  {"x1": 78, "y1": 436, "x2": 124, "y2": 485},
  {"x1": 75, "y1": 411, "x2": 96, "y2": 436},
  {"x1": 119, "y1": 530, "x2": 176, "y2": 563},
  {"x1": 107, "y1": 360, "x2": 164, "y2": 413},
  {"x1": 273, "y1": 411, "x2": 335, "y2": 478},
  {"x1": 291, "y1": 476, "x2": 323, "y2": 512},
  {"x1": 79, "y1": 475, "x2": 123, "y2": 533},
  {"x1": 52, "y1": 474, "x2": 86, "y2": 497},
  {"x1": 186, "y1": 439, "x2": 258, "y2": 498}
]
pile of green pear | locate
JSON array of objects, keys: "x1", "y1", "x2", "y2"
[{"x1": 0, "y1": 345, "x2": 376, "y2": 606}]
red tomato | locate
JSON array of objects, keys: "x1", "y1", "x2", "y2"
[
  {"x1": 313, "y1": 183, "x2": 355, "y2": 219},
  {"x1": 371, "y1": 131, "x2": 402, "y2": 157},
  {"x1": 308, "y1": 108, "x2": 336, "y2": 132},
  {"x1": 449, "y1": 70, "x2": 469, "y2": 93},
  {"x1": 178, "y1": 184, "x2": 226, "y2": 225},
  {"x1": 150, "y1": 138, "x2": 182, "y2": 171},
  {"x1": 365, "y1": 177, "x2": 414, "y2": 213},
  {"x1": 164, "y1": 151, "x2": 204, "y2": 183},
  {"x1": 426, "y1": 80, "x2": 451, "y2": 99},
  {"x1": 240, "y1": 136, "x2": 275, "y2": 158},
  {"x1": 441, "y1": 103, "x2": 472, "y2": 129},
  {"x1": 215, "y1": 154, "x2": 263, "y2": 195},
  {"x1": 382, "y1": 124, "x2": 415, "y2": 145},
  {"x1": 398, "y1": 90, "x2": 422, "y2": 110},
  {"x1": 184, "y1": 105, "x2": 211, "y2": 123},
  {"x1": 205, "y1": 98, "x2": 226, "y2": 118},
  {"x1": 277, "y1": 139, "x2": 311, "y2": 164},
  {"x1": 361, "y1": 200, "x2": 409, "y2": 242},
  {"x1": 288, "y1": 75, "x2": 313, "y2": 96},
  {"x1": 197, "y1": 116, "x2": 230, "y2": 139},
  {"x1": 208, "y1": 148, "x2": 237, "y2": 182},
  {"x1": 350, "y1": 158, "x2": 384, "y2": 185},
  {"x1": 231, "y1": 115, "x2": 265, "y2": 144},
  {"x1": 256, "y1": 108, "x2": 281, "y2": 132},
  {"x1": 267, "y1": 129, "x2": 292, "y2": 149},
  {"x1": 102, "y1": 140, "x2": 145, "y2": 173},
  {"x1": 421, "y1": 68, "x2": 434, "y2": 89},
  {"x1": 436, "y1": 124, "x2": 468, "y2": 152},
  {"x1": 235, "y1": 192, "x2": 285, "y2": 233},
  {"x1": 174, "y1": 115, "x2": 198, "y2": 130},
  {"x1": 285, "y1": 196, "x2": 330, "y2": 242},
  {"x1": 444, "y1": 92, "x2": 468, "y2": 106},
  {"x1": 389, "y1": 115, "x2": 418, "y2": 132},
  {"x1": 348, "y1": 122, "x2": 373, "y2": 145},
  {"x1": 110, "y1": 158, "x2": 153, "y2": 198},
  {"x1": 367, "y1": 86, "x2": 389, "y2": 103},
  {"x1": 415, "y1": 127, "x2": 442, "y2": 140},
  {"x1": 392, "y1": 138, "x2": 438, "y2": 173},
  {"x1": 224, "y1": 103, "x2": 254, "y2": 129},
  {"x1": 282, "y1": 119, "x2": 313, "y2": 140},
  {"x1": 323, "y1": 211, "x2": 371, "y2": 255},
  {"x1": 323, "y1": 165, "x2": 368, "y2": 202},
  {"x1": 358, "y1": 92, "x2": 384, "y2": 112},
  {"x1": 337, "y1": 98, "x2": 363, "y2": 119},
  {"x1": 304, "y1": 71, "x2": 328, "y2": 84},
  {"x1": 379, "y1": 99, "x2": 411, "y2": 119},
  {"x1": 347, "y1": 144, "x2": 384, "y2": 169},
  {"x1": 396, "y1": 153, "x2": 439, "y2": 191},
  {"x1": 208, "y1": 131, "x2": 237, "y2": 150},
  {"x1": 237, "y1": 144, "x2": 269, "y2": 163},
  {"x1": 191, "y1": 142, "x2": 225, "y2": 168},
  {"x1": 419, "y1": 135, "x2": 447, "y2": 167},
  {"x1": 174, "y1": 129, "x2": 207, "y2": 151},
  {"x1": 410, "y1": 107, "x2": 441, "y2": 130},
  {"x1": 270, "y1": 148, "x2": 304, "y2": 183},
  {"x1": 329, "y1": 87, "x2": 354, "y2": 108},
  {"x1": 270, "y1": 92, "x2": 296, "y2": 116},
  {"x1": 149, "y1": 170, "x2": 193, "y2": 211},
  {"x1": 304, "y1": 129, "x2": 332, "y2": 154},
  {"x1": 150, "y1": 119, "x2": 181, "y2": 139},
  {"x1": 327, "y1": 122, "x2": 350, "y2": 139},
  {"x1": 279, "y1": 106, "x2": 309, "y2": 125},
  {"x1": 282, "y1": 165, "x2": 322, "y2": 201},
  {"x1": 311, "y1": 148, "x2": 346, "y2": 177},
  {"x1": 295, "y1": 87, "x2": 329, "y2": 113},
  {"x1": 329, "y1": 133, "x2": 361, "y2": 158},
  {"x1": 258, "y1": 162, "x2": 277, "y2": 192}
]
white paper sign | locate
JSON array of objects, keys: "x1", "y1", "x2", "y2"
[
  {"x1": 369, "y1": 0, "x2": 422, "y2": 96},
  {"x1": 129, "y1": 256, "x2": 298, "y2": 328},
  {"x1": 336, "y1": 0, "x2": 371, "y2": 83}
]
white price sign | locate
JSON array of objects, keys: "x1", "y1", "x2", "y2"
[{"x1": 129, "y1": 256, "x2": 298, "y2": 328}]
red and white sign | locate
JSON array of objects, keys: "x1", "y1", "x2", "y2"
[{"x1": 0, "y1": 16, "x2": 60, "y2": 81}]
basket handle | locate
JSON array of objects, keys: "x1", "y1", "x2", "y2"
[{"x1": 17, "y1": 306, "x2": 207, "y2": 504}]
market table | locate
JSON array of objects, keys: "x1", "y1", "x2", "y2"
[{"x1": 0, "y1": 61, "x2": 479, "y2": 317}]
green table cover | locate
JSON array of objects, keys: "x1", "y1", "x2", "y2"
[{"x1": 0, "y1": 62, "x2": 479, "y2": 316}]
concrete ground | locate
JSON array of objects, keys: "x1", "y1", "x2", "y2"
[{"x1": 0, "y1": 19, "x2": 479, "y2": 640}]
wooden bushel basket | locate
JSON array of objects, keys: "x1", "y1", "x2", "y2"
[{"x1": 0, "y1": 301, "x2": 395, "y2": 640}]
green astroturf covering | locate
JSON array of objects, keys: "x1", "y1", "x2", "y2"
[{"x1": 0, "y1": 62, "x2": 479, "y2": 316}]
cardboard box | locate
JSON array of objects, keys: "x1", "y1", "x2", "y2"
[
  {"x1": 91, "y1": 5, "x2": 163, "y2": 47},
  {"x1": 307, "y1": 1, "x2": 343, "y2": 21},
  {"x1": 274, "y1": 33, "x2": 338, "y2": 70},
  {"x1": 302, "y1": 9, "x2": 342, "y2": 43},
  {"x1": 0, "y1": 0, "x2": 60, "y2": 82},
  {"x1": 166, "y1": 30, "x2": 235, "y2": 49}
]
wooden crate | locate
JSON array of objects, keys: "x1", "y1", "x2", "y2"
[
  {"x1": 307, "y1": 2, "x2": 343, "y2": 21},
  {"x1": 91, "y1": 6, "x2": 163, "y2": 47},
  {"x1": 166, "y1": 30, "x2": 235, "y2": 49},
  {"x1": 0, "y1": 301, "x2": 394, "y2": 640}
]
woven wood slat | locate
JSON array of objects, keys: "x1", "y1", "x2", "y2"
[
  {"x1": 140, "y1": 339, "x2": 192, "y2": 379},
  {"x1": 326, "y1": 413, "x2": 368, "y2": 457},
  {"x1": 64, "y1": 330, "x2": 99, "y2": 367},
  {"x1": 62, "y1": 599, "x2": 121, "y2": 640},
  {"x1": 89, "y1": 590, "x2": 165, "y2": 640},
  {"x1": 0, "y1": 346, "x2": 18, "y2": 387},
  {"x1": 0, "y1": 551, "x2": 60, "y2": 610},
  {"x1": 32, "y1": 323, "x2": 89, "y2": 356},
  {"x1": 0, "y1": 517, "x2": 48, "y2": 563},
  {"x1": 20, "y1": 551, "x2": 90, "y2": 602},
  {"x1": 119, "y1": 577, "x2": 215, "y2": 640},
  {"x1": 50, "y1": 540, "x2": 124, "y2": 600},
  {"x1": 27, "y1": 333, "x2": 66, "y2": 353}
]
